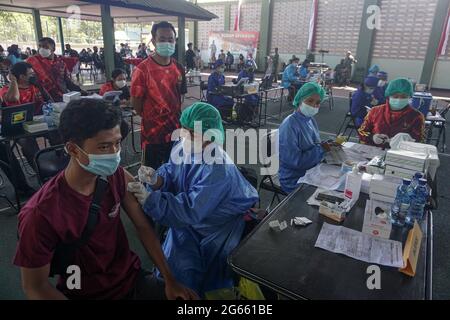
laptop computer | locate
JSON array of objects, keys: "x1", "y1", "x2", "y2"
[{"x1": 1, "y1": 103, "x2": 35, "y2": 136}]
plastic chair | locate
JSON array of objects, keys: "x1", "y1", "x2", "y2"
[
  {"x1": 34, "y1": 145, "x2": 70, "y2": 185},
  {"x1": 336, "y1": 92, "x2": 358, "y2": 138}
]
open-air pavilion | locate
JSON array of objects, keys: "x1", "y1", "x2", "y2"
[{"x1": 0, "y1": 0, "x2": 217, "y2": 78}]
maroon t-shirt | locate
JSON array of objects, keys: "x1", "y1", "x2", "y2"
[{"x1": 13, "y1": 167, "x2": 141, "y2": 299}]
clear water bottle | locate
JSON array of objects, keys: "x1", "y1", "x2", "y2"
[
  {"x1": 390, "y1": 179, "x2": 412, "y2": 227},
  {"x1": 410, "y1": 172, "x2": 423, "y2": 189},
  {"x1": 406, "y1": 178, "x2": 428, "y2": 225},
  {"x1": 42, "y1": 103, "x2": 55, "y2": 127}
]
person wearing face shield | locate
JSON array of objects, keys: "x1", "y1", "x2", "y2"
[
  {"x1": 373, "y1": 71, "x2": 388, "y2": 105},
  {"x1": 279, "y1": 82, "x2": 330, "y2": 193},
  {"x1": 13, "y1": 99, "x2": 198, "y2": 300},
  {"x1": 351, "y1": 76, "x2": 379, "y2": 128},
  {"x1": 127, "y1": 102, "x2": 259, "y2": 297},
  {"x1": 100, "y1": 69, "x2": 130, "y2": 106},
  {"x1": 206, "y1": 59, "x2": 235, "y2": 117},
  {"x1": 131, "y1": 21, "x2": 187, "y2": 170},
  {"x1": 358, "y1": 77, "x2": 425, "y2": 147}
]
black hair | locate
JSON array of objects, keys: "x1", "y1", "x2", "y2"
[
  {"x1": 111, "y1": 68, "x2": 126, "y2": 80},
  {"x1": 11, "y1": 62, "x2": 32, "y2": 79},
  {"x1": 59, "y1": 99, "x2": 122, "y2": 145},
  {"x1": 187, "y1": 42, "x2": 193, "y2": 47},
  {"x1": 151, "y1": 21, "x2": 177, "y2": 38},
  {"x1": 292, "y1": 57, "x2": 300, "y2": 63},
  {"x1": 39, "y1": 37, "x2": 56, "y2": 49}
]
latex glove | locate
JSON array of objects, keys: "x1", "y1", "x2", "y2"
[
  {"x1": 127, "y1": 182, "x2": 150, "y2": 206},
  {"x1": 373, "y1": 134, "x2": 390, "y2": 145},
  {"x1": 138, "y1": 166, "x2": 158, "y2": 186}
]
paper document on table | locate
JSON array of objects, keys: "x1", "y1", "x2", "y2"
[
  {"x1": 315, "y1": 223, "x2": 404, "y2": 268},
  {"x1": 298, "y1": 163, "x2": 346, "y2": 191},
  {"x1": 343, "y1": 142, "x2": 386, "y2": 160}
]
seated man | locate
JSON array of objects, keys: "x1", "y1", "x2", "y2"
[
  {"x1": 358, "y1": 77, "x2": 425, "y2": 147},
  {"x1": 27, "y1": 37, "x2": 87, "y2": 102},
  {"x1": 299, "y1": 59, "x2": 310, "y2": 79},
  {"x1": 0, "y1": 62, "x2": 46, "y2": 191},
  {"x1": 234, "y1": 61, "x2": 259, "y2": 108},
  {"x1": 207, "y1": 60, "x2": 234, "y2": 117},
  {"x1": 100, "y1": 68, "x2": 130, "y2": 106},
  {"x1": 281, "y1": 57, "x2": 301, "y2": 89},
  {"x1": 351, "y1": 76, "x2": 379, "y2": 128},
  {"x1": 128, "y1": 102, "x2": 259, "y2": 297},
  {"x1": 14, "y1": 99, "x2": 197, "y2": 300},
  {"x1": 279, "y1": 82, "x2": 329, "y2": 193},
  {"x1": 0, "y1": 62, "x2": 44, "y2": 114}
]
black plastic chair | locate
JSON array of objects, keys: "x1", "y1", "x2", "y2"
[
  {"x1": 336, "y1": 92, "x2": 358, "y2": 137},
  {"x1": 34, "y1": 145, "x2": 70, "y2": 185}
]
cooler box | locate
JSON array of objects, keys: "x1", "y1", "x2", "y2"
[{"x1": 411, "y1": 92, "x2": 433, "y2": 116}]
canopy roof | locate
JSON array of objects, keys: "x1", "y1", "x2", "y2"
[{"x1": 0, "y1": 0, "x2": 217, "y2": 22}]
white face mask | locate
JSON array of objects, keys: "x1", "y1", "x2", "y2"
[
  {"x1": 378, "y1": 80, "x2": 387, "y2": 87},
  {"x1": 39, "y1": 48, "x2": 52, "y2": 58},
  {"x1": 115, "y1": 80, "x2": 127, "y2": 89}
]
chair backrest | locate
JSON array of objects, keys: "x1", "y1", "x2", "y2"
[{"x1": 34, "y1": 145, "x2": 70, "y2": 185}]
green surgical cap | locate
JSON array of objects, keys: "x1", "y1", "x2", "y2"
[
  {"x1": 385, "y1": 77, "x2": 413, "y2": 98},
  {"x1": 180, "y1": 102, "x2": 225, "y2": 144},
  {"x1": 293, "y1": 82, "x2": 326, "y2": 108}
]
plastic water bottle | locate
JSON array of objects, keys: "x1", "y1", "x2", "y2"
[
  {"x1": 410, "y1": 172, "x2": 423, "y2": 189},
  {"x1": 390, "y1": 179, "x2": 412, "y2": 227},
  {"x1": 42, "y1": 103, "x2": 55, "y2": 127},
  {"x1": 406, "y1": 178, "x2": 428, "y2": 225}
]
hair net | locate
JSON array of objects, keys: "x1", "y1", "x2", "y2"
[
  {"x1": 180, "y1": 102, "x2": 224, "y2": 144},
  {"x1": 385, "y1": 77, "x2": 413, "y2": 97},
  {"x1": 293, "y1": 82, "x2": 326, "y2": 108}
]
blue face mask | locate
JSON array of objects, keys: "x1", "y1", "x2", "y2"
[
  {"x1": 156, "y1": 42, "x2": 175, "y2": 57},
  {"x1": 299, "y1": 102, "x2": 319, "y2": 117},
  {"x1": 76, "y1": 145, "x2": 121, "y2": 177},
  {"x1": 389, "y1": 98, "x2": 410, "y2": 111}
]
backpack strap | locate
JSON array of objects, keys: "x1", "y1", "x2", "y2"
[{"x1": 49, "y1": 175, "x2": 109, "y2": 277}]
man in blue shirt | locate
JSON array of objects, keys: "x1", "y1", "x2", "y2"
[
  {"x1": 351, "y1": 76, "x2": 379, "y2": 128},
  {"x1": 207, "y1": 60, "x2": 234, "y2": 114},
  {"x1": 282, "y1": 57, "x2": 302, "y2": 89}
]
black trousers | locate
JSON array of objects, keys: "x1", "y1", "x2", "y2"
[{"x1": 143, "y1": 142, "x2": 173, "y2": 169}]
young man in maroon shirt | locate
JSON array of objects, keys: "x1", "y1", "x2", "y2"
[{"x1": 13, "y1": 99, "x2": 197, "y2": 300}]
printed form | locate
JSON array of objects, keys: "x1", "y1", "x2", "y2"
[{"x1": 315, "y1": 223, "x2": 404, "y2": 268}]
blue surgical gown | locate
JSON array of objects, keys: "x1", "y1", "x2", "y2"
[
  {"x1": 351, "y1": 88, "x2": 372, "y2": 128},
  {"x1": 299, "y1": 66, "x2": 309, "y2": 79},
  {"x1": 142, "y1": 142, "x2": 259, "y2": 296},
  {"x1": 281, "y1": 64, "x2": 301, "y2": 89},
  {"x1": 279, "y1": 111, "x2": 325, "y2": 193},
  {"x1": 207, "y1": 72, "x2": 234, "y2": 108}
]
